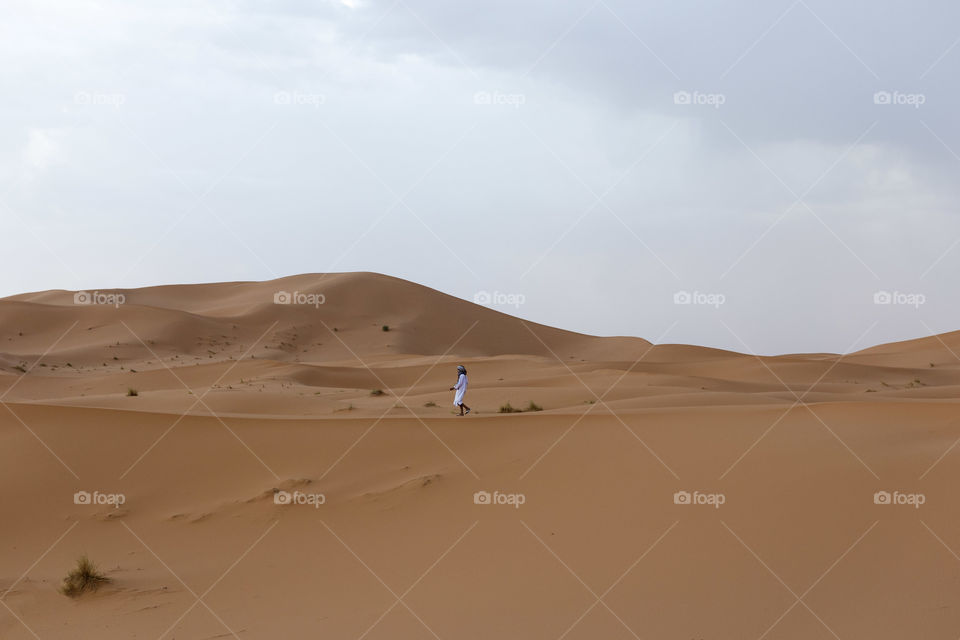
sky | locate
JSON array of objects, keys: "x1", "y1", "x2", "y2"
[{"x1": 2, "y1": 0, "x2": 959, "y2": 355}]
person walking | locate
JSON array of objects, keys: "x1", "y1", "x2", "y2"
[{"x1": 450, "y1": 365, "x2": 471, "y2": 415}]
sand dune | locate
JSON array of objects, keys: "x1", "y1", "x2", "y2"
[{"x1": 2, "y1": 272, "x2": 959, "y2": 639}]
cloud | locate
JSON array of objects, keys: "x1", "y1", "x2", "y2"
[
  {"x1": 22, "y1": 127, "x2": 65, "y2": 175},
  {"x1": 1, "y1": 0, "x2": 959, "y2": 353}
]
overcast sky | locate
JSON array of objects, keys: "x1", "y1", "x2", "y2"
[{"x1": 3, "y1": 0, "x2": 959, "y2": 354}]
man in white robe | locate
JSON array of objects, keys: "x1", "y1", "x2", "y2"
[{"x1": 450, "y1": 365, "x2": 471, "y2": 415}]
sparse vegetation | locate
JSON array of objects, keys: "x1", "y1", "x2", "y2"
[
  {"x1": 499, "y1": 400, "x2": 543, "y2": 413},
  {"x1": 424, "y1": 401, "x2": 437, "y2": 407},
  {"x1": 13, "y1": 364, "x2": 26, "y2": 373},
  {"x1": 370, "y1": 389, "x2": 385, "y2": 396},
  {"x1": 60, "y1": 555, "x2": 110, "y2": 597},
  {"x1": 382, "y1": 325, "x2": 390, "y2": 332},
  {"x1": 127, "y1": 388, "x2": 138, "y2": 397}
]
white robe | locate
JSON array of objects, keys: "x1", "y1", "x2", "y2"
[{"x1": 453, "y1": 373, "x2": 468, "y2": 406}]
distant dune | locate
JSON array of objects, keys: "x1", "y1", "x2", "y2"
[{"x1": 1, "y1": 273, "x2": 958, "y2": 639}]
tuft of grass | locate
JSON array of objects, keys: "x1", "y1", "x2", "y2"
[
  {"x1": 370, "y1": 389, "x2": 385, "y2": 396},
  {"x1": 499, "y1": 400, "x2": 543, "y2": 413},
  {"x1": 865, "y1": 388, "x2": 877, "y2": 393},
  {"x1": 382, "y1": 325, "x2": 390, "y2": 332},
  {"x1": 424, "y1": 401, "x2": 437, "y2": 407},
  {"x1": 126, "y1": 388, "x2": 138, "y2": 397},
  {"x1": 499, "y1": 402, "x2": 522, "y2": 413},
  {"x1": 13, "y1": 365, "x2": 26, "y2": 373},
  {"x1": 60, "y1": 555, "x2": 110, "y2": 597}
]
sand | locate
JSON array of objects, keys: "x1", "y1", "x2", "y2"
[{"x1": 1, "y1": 272, "x2": 958, "y2": 639}]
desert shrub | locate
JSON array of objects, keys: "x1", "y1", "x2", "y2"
[{"x1": 61, "y1": 555, "x2": 109, "y2": 597}]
